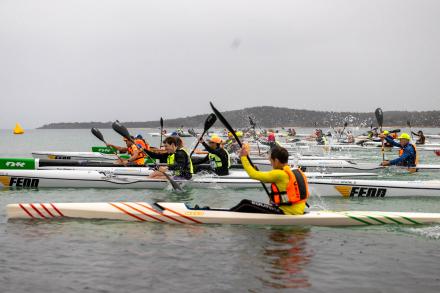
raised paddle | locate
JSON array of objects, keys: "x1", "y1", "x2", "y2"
[
  {"x1": 91, "y1": 128, "x2": 124, "y2": 161},
  {"x1": 189, "y1": 114, "x2": 217, "y2": 157},
  {"x1": 248, "y1": 116, "x2": 261, "y2": 156},
  {"x1": 338, "y1": 121, "x2": 348, "y2": 140},
  {"x1": 112, "y1": 121, "x2": 183, "y2": 191},
  {"x1": 210, "y1": 102, "x2": 272, "y2": 196},
  {"x1": 375, "y1": 108, "x2": 385, "y2": 161},
  {"x1": 407, "y1": 120, "x2": 414, "y2": 140},
  {"x1": 160, "y1": 117, "x2": 164, "y2": 148}
]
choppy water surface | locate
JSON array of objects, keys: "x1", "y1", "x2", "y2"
[{"x1": 1, "y1": 128, "x2": 440, "y2": 292}]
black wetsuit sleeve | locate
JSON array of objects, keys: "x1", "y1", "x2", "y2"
[
  {"x1": 144, "y1": 149, "x2": 168, "y2": 161},
  {"x1": 192, "y1": 155, "x2": 209, "y2": 165},
  {"x1": 202, "y1": 142, "x2": 223, "y2": 156},
  {"x1": 411, "y1": 131, "x2": 419, "y2": 137}
]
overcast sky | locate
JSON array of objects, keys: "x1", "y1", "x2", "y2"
[{"x1": 1, "y1": 0, "x2": 439, "y2": 128}]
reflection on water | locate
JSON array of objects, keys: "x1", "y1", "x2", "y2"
[{"x1": 257, "y1": 227, "x2": 312, "y2": 289}]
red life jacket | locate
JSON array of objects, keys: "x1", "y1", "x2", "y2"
[{"x1": 270, "y1": 166, "x2": 309, "y2": 206}]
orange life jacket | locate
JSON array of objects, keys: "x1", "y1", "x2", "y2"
[
  {"x1": 398, "y1": 143, "x2": 419, "y2": 165},
  {"x1": 128, "y1": 144, "x2": 146, "y2": 165},
  {"x1": 134, "y1": 139, "x2": 150, "y2": 151},
  {"x1": 270, "y1": 166, "x2": 309, "y2": 206}
]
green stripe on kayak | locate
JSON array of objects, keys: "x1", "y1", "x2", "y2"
[
  {"x1": 0, "y1": 158, "x2": 36, "y2": 170},
  {"x1": 382, "y1": 216, "x2": 404, "y2": 225},
  {"x1": 365, "y1": 216, "x2": 387, "y2": 224},
  {"x1": 347, "y1": 215, "x2": 372, "y2": 225},
  {"x1": 400, "y1": 216, "x2": 421, "y2": 225},
  {"x1": 92, "y1": 146, "x2": 154, "y2": 163},
  {"x1": 92, "y1": 146, "x2": 117, "y2": 154}
]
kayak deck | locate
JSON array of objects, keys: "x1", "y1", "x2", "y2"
[{"x1": 7, "y1": 202, "x2": 440, "y2": 226}]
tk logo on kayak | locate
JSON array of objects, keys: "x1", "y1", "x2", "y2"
[
  {"x1": 5, "y1": 162, "x2": 26, "y2": 168},
  {"x1": 335, "y1": 186, "x2": 386, "y2": 197}
]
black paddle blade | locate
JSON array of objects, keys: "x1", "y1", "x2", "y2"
[
  {"x1": 91, "y1": 128, "x2": 105, "y2": 142},
  {"x1": 248, "y1": 116, "x2": 256, "y2": 128},
  {"x1": 112, "y1": 121, "x2": 132, "y2": 140},
  {"x1": 390, "y1": 129, "x2": 401, "y2": 133},
  {"x1": 343, "y1": 122, "x2": 348, "y2": 127},
  {"x1": 162, "y1": 172, "x2": 183, "y2": 191},
  {"x1": 375, "y1": 108, "x2": 383, "y2": 127},
  {"x1": 204, "y1": 113, "x2": 217, "y2": 131},
  {"x1": 407, "y1": 120, "x2": 411, "y2": 127},
  {"x1": 160, "y1": 117, "x2": 164, "y2": 128},
  {"x1": 210, "y1": 102, "x2": 242, "y2": 147}
]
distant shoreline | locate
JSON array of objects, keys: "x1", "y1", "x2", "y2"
[{"x1": 37, "y1": 106, "x2": 440, "y2": 129}]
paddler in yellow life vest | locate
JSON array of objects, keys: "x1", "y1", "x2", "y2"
[
  {"x1": 107, "y1": 137, "x2": 146, "y2": 166},
  {"x1": 192, "y1": 135, "x2": 231, "y2": 176},
  {"x1": 379, "y1": 132, "x2": 418, "y2": 171},
  {"x1": 230, "y1": 145, "x2": 309, "y2": 215},
  {"x1": 144, "y1": 136, "x2": 193, "y2": 180},
  {"x1": 224, "y1": 131, "x2": 241, "y2": 154}
]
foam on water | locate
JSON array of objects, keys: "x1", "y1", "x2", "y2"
[{"x1": 402, "y1": 225, "x2": 440, "y2": 240}]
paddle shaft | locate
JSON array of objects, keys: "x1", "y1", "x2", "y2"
[
  {"x1": 211, "y1": 103, "x2": 271, "y2": 196},
  {"x1": 160, "y1": 118, "x2": 164, "y2": 148}
]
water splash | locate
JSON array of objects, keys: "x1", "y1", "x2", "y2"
[{"x1": 402, "y1": 225, "x2": 440, "y2": 240}]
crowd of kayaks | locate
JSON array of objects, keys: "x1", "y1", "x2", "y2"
[{"x1": 4, "y1": 111, "x2": 440, "y2": 227}]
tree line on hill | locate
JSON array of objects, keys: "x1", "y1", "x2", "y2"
[{"x1": 38, "y1": 106, "x2": 440, "y2": 129}]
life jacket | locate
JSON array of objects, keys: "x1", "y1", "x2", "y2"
[
  {"x1": 134, "y1": 139, "x2": 150, "y2": 151},
  {"x1": 270, "y1": 166, "x2": 309, "y2": 206},
  {"x1": 127, "y1": 144, "x2": 146, "y2": 165},
  {"x1": 398, "y1": 143, "x2": 418, "y2": 166},
  {"x1": 167, "y1": 148, "x2": 194, "y2": 176},
  {"x1": 208, "y1": 149, "x2": 231, "y2": 170}
]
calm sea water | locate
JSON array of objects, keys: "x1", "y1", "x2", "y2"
[{"x1": 1, "y1": 128, "x2": 440, "y2": 293}]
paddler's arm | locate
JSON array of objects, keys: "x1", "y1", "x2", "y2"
[
  {"x1": 383, "y1": 136, "x2": 401, "y2": 148},
  {"x1": 191, "y1": 154, "x2": 209, "y2": 165},
  {"x1": 389, "y1": 145, "x2": 415, "y2": 166},
  {"x1": 144, "y1": 149, "x2": 168, "y2": 160},
  {"x1": 202, "y1": 142, "x2": 223, "y2": 156},
  {"x1": 240, "y1": 155, "x2": 284, "y2": 183},
  {"x1": 107, "y1": 144, "x2": 128, "y2": 153}
]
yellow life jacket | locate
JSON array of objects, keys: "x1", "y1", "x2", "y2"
[{"x1": 167, "y1": 148, "x2": 194, "y2": 175}]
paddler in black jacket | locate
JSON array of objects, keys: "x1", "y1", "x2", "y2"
[
  {"x1": 144, "y1": 136, "x2": 193, "y2": 180},
  {"x1": 193, "y1": 135, "x2": 231, "y2": 176}
]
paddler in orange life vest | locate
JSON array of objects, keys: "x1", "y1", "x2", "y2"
[
  {"x1": 230, "y1": 145, "x2": 309, "y2": 215},
  {"x1": 107, "y1": 137, "x2": 146, "y2": 166},
  {"x1": 134, "y1": 134, "x2": 150, "y2": 151},
  {"x1": 379, "y1": 132, "x2": 418, "y2": 171}
]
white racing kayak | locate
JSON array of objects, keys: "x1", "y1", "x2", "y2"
[
  {"x1": 0, "y1": 169, "x2": 377, "y2": 189},
  {"x1": 32, "y1": 151, "x2": 126, "y2": 162},
  {"x1": 33, "y1": 151, "x2": 361, "y2": 164},
  {"x1": 298, "y1": 161, "x2": 440, "y2": 173},
  {"x1": 309, "y1": 178, "x2": 440, "y2": 197},
  {"x1": 7, "y1": 202, "x2": 440, "y2": 226}
]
